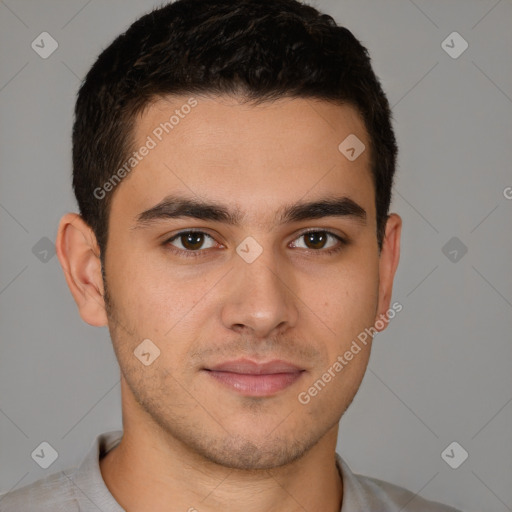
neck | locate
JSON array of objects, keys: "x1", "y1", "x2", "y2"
[
  {"x1": 100, "y1": 423, "x2": 342, "y2": 512},
  {"x1": 99, "y1": 378, "x2": 343, "y2": 512}
]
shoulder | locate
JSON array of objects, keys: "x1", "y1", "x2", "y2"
[
  {"x1": 355, "y1": 473, "x2": 462, "y2": 511},
  {"x1": 0, "y1": 430, "x2": 124, "y2": 512},
  {"x1": 336, "y1": 455, "x2": 463, "y2": 512},
  {"x1": 0, "y1": 468, "x2": 80, "y2": 511}
]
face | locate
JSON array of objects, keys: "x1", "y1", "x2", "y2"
[{"x1": 84, "y1": 95, "x2": 400, "y2": 470}]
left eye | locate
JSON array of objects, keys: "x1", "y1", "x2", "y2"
[{"x1": 290, "y1": 231, "x2": 342, "y2": 251}]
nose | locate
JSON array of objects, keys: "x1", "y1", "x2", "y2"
[{"x1": 220, "y1": 249, "x2": 299, "y2": 339}]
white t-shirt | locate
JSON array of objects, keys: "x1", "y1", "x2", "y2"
[{"x1": 0, "y1": 430, "x2": 462, "y2": 511}]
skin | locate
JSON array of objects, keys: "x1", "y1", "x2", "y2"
[{"x1": 56, "y1": 95, "x2": 401, "y2": 512}]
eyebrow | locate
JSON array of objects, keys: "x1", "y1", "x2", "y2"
[{"x1": 132, "y1": 194, "x2": 367, "y2": 230}]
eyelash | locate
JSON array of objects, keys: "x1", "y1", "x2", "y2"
[{"x1": 163, "y1": 229, "x2": 348, "y2": 259}]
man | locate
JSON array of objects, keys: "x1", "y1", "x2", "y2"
[{"x1": 0, "y1": 0, "x2": 462, "y2": 510}]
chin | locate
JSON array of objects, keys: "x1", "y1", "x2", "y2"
[{"x1": 190, "y1": 432, "x2": 317, "y2": 471}]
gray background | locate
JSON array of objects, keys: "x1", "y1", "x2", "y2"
[{"x1": 1, "y1": 1, "x2": 511, "y2": 510}]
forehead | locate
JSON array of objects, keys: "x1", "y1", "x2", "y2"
[{"x1": 112, "y1": 94, "x2": 375, "y2": 226}]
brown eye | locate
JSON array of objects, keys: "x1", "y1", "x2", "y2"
[
  {"x1": 291, "y1": 230, "x2": 343, "y2": 252},
  {"x1": 180, "y1": 232, "x2": 205, "y2": 250},
  {"x1": 303, "y1": 231, "x2": 328, "y2": 250},
  {"x1": 167, "y1": 231, "x2": 216, "y2": 252}
]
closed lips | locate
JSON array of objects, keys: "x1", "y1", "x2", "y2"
[{"x1": 204, "y1": 359, "x2": 304, "y2": 374}]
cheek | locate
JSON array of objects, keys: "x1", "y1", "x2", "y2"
[
  {"x1": 304, "y1": 255, "x2": 380, "y2": 343},
  {"x1": 297, "y1": 261, "x2": 378, "y2": 413},
  {"x1": 108, "y1": 250, "x2": 223, "y2": 344}
]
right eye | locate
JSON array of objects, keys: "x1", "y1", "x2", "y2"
[{"x1": 164, "y1": 230, "x2": 220, "y2": 257}]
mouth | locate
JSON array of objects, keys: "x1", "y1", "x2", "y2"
[{"x1": 202, "y1": 359, "x2": 306, "y2": 397}]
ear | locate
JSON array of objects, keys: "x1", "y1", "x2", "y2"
[
  {"x1": 374, "y1": 213, "x2": 402, "y2": 332},
  {"x1": 55, "y1": 213, "x2": 108, "y2": 327}
]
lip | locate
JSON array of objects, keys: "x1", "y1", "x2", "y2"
[
  {"x1": 207, "y1": 359, "x2": 303, "y2": 374},
  {"x1": 203, "y1": 358, "x2": 305, "y2": 397}
]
